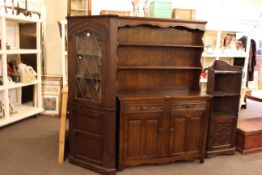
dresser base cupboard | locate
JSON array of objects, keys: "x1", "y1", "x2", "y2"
[
  {"x1": 67, "y1": 15, "x2": 213, "y2": 175},
  {"x1": 117, "y1": 93, "x2": 211, "y2": 170}
]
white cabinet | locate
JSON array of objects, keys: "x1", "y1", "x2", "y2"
[
  {"x1": 59, "y1": 20, "x2": 67, "y2": 87},
  {"x1": 201, "y1": 30, "x2": 250, "y2": 83},
  {"x1": 0, "y1": 13, "x2": 43, "y2": 127}
]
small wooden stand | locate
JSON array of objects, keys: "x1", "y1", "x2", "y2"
[{"x1": 58, "y1": 86, "x2": 68, "y2": 163}]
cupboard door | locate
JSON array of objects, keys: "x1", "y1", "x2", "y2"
[
  {"x1": 119, "y1": 109, "x2": 164, "y2": 168},
  {"x1": 168, "y1": 111, "x2": 207, "y2": 159},
  {"x1": 207, "y1": 117, "x2": 237, "y2": 151},
  {"x1": 69, "y1": 103, "x2": 103, "y2": 165}
]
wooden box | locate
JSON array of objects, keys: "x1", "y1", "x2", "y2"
[
  {"x1": 20, "y1": 72, "x2": 36, "y2": 83},
  {"x1": 236, "y1": 117, "x2": 262, "y2": 154},
  {"x1": 172, "y1": 8, "x2": 195, "y2": 20},
  {"x1": 100, "y1": 10, "x2": 130, "y2": 16}
]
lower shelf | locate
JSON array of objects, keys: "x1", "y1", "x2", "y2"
[{"x1": 0, "y1": 105, "x2": 44, "y2": 127}]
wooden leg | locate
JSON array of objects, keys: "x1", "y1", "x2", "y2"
[{"x1": 58, "y1": 86, "x2": 68, "y2": 164}]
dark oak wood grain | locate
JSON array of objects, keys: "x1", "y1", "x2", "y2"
[
  {"x1": 236, "y1": 117, "x2": 262, "y2": 154},
  {"x1": 206, "y1": 60, "x2": 243, "y2": 157},
  {"x1": 67, "y1": 15, "x2": 209, "y2": 174}
]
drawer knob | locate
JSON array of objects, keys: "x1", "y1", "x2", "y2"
[
  {"x1": 186, "y1": 105, "x2": 191, "y2": 108},
  {"x1": 157, "y1": 128, "x2": 163, "y2": 132},
  {"x1": 140, "y1": 106, "x2": 148, "y2": 111},
  {"x1": 170, "y1": 128, "x2": 175, "y2": 132}
]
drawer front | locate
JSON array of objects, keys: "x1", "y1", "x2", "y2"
[
  {"x1": 123, "y1": 101, "x2": 164, "y2": 114},
  {"x1": 172, "y1": 99, "x2": 207, "y2": 112}
]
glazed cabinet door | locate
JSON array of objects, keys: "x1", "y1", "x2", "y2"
[
  {"x1": 168, "y1": 99, "x2": 209, "y2": 162},
  {"x1": 119, "y1": 100, "x2": 164, "y2": 169},
  {"x1": 74, "y1": 31, "x2": 103, "y2": 102}
]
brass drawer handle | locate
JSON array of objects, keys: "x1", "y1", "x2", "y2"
[
  {"x1": 158, "y1": 128, "x2": 163, "y2": 132},
  {"x1": 140, "y1": 106, "x2": 148, "y2": 111},
  {"x1": 185, "y1": 105, "x2": 191, "y2": 108},
  {"x1": 170, "y1": 128, "x2": 175, "y2": 132}
]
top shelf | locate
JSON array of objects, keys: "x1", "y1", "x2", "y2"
[
  {"x1": 118, "y1": 43, "x2": 203, "y2": 48},
  {"x1": 0, "y1": 13, "x2": 41, "y2": 23},
  {"x1": 202, "y1": 52, "x2": 247, "y2": 58},
  {"x1": 213, "y1": 70, "x2": 242, "y2": 74}
]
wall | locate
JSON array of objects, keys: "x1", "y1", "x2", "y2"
[
  {"x1": 43, "y1": 0, "x2": 262, "y2": 75},
  {"x1": 44, "y1": 0, "x2": 67, "y2": 75}
]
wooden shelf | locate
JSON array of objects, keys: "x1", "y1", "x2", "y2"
[
  {"x1": 208, "y1": 91, "x2": 240, "y2": 97},
  {"x1": 0, "y1": 13, "x2": 41, "y2": 23},
  {"x1": 213, "y1": 70, "x2": 242, "y2": 74},
  {"x1": 118, "y1": 43, "x2": 204, "y2": 48},
  {"x1": 202, "y1": 53, "x2": 247, "y2": 58},
  {"x1": 6, "y1": 49, "x2": 41, "y2": 54},
  {"x1": 211, "y1": 111, "x2": 237, "y2": 118},
  {"x1": 7, "y1": 80, "x2": 40, "y2": 89},
  {"x1": 0, "y1": 10, "x2": 43, "y2": 127},
  {"x1": 117, "y1": 66, "x2": 202, "y2": 70}
]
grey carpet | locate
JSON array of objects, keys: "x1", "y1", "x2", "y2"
[{"x1": 0, "y1": 99, "x2": 261, "y2": 175}]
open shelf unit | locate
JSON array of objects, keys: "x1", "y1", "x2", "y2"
[
  {"x1": 0, "y1": 13, "x2": 43, "y2": 127},
  {"x1": 206, "y1": 60, "x2": 242, "y2": 157}
]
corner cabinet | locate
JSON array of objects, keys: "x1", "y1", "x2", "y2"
[
  {"x1": 0, "y1": 13, "x2": 43, "y2": 127},
  {"x1": 206, "y1": 60, "x2": 242, "y2": 157},
  {"x1": 67, "y1": 16, "x2": 210, "y2": 175}
]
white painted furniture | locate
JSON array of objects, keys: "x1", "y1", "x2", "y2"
[
  {"x1": 0, "y1": 12, "x2": 43, "y2": 127},
  {"x1": 59, "y1": 20, "x2": 67, "y2": 87},
  {"x1": 201, "y1": 29, "x2": 250, "y2": 83}
]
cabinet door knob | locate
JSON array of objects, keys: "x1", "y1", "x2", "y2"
[
  {"x1": 157, "y1": 128, "x2": 163, "y2": 132},
  {"x1": 170, "y1": 128, "x2": 175, "y2": 132},
  {"x1": 140, "y1": 106, "x2": 148, "y2": 111}
]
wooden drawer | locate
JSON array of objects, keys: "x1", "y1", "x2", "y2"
[
  {"x1": 171, "y1": 100, "x2": 207, "y2": 111},
  {"x1": 123, "y1": 101, "x2": 164, "y2": 114}
]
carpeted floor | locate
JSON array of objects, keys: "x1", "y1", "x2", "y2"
[{"x1": 0, "y1": 99, "x2": 261, "y2": 175}]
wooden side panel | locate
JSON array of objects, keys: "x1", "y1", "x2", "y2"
[
  {"x1": 126, "y1": 119, "x2": 159, "y2": 157},
  {"x1": 69, "y1": 103, "x2": 103, "y2": 165},
  {"x1": 186, "y1": 116, "x2": 201, "y2": 153},
  {"x1": 126, "y1": 120, "x2": 143, "y2": 157},
  {"x1": 207, "y1": 117, "x2": 237, "y2": 151},
  {"x1": 124, "y1": 114, "x2": 162, "y2": 160},
  {"x1": 169, "y1": 118, "x2": 186, "y2": 155},
  {"x1": 118, "y1": 47, "x2": 202, "y2": 67},
  {"x1": 169, "y1": 112, "x2": 203, "y2": 156},
  {"x1": 117, "y1": 69, "x2": 200, "y2": 90},
  {"x1": 72, "y1": 131, "x2": 102, "y2": 164}
]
